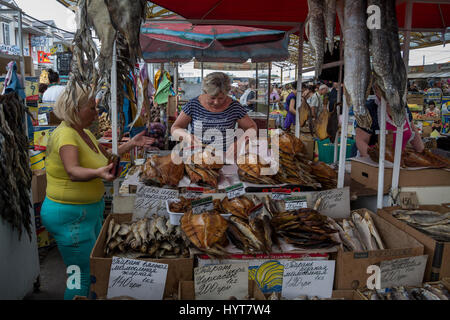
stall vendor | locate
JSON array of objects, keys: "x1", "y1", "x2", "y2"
[
  {"x1": 171, "y1": 72, "x2": 257, "y2": 162},
  {"x1": 354, "y1": 84, "x2": 425, "y2": 157},
  {"x1": 42, "y1": 69, "x2": 65, "y2": 102},
  {"x1": 41, "y1": 84, "x2": 154, "y2": 299}
]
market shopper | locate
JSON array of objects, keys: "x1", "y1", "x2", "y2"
[
  {"x1": 354, "y1": 84, "x2": 425, "y2": 157},
  {"x1": 309, "y1": 84, "x2": 329, "y2": 119},
  {"x1": 240, "y1": 78, "x2": 258, "y2": 112},
  {"x1": 42, "y1": 69, "x2": 65, "y2": 102},
  {"x1": 171, "y1": 72, "x2": 257, "y2": 162},
  {"x1": 283, "y1": 81, "x2": 297, "y2": 131},
  {"x1": 425, "y1": 101, "x2": 441, "y2": 117},
  {"x1": 41, "y1": 84, "x2": 155, "y2": 299}
]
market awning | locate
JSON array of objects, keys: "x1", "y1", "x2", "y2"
[
  {"x1": 140, "y1": 18, "x2": 290, "y2": 63},
  {"x1": 149, "y1": 0, "x2": 450, "y2": 32},
  {"x1": 409, "y1": 71, "x2": 450, "y2": 78}
]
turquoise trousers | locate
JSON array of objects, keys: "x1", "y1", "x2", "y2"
[{"x1": 41, "y1": 196, "x2": 104, "y2": 300}]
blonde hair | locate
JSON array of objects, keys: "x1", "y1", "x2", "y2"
[
  {"x1": 202, "y1": 72, "x2": 231, "y2": 96},
  {"x1": 54, "y1": 83, "x2": 94, "y2": 127}
]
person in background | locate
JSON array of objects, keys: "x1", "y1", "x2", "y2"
[
  {"x1": 354, "y1": 83, "x2": 424, "y2": 157},
  {"x1": 328, "y1": 82, "x2": 338, "y2": 112},
  {"x1": 41, "y1": 84, "x2": 154, "y2": 300},
  {"x1": 409, "y1": 82, "x2": 419, "y2": 92},
  {"x1": 38, "y1": 83, "x2": 48, "y2": 103},
  {"x1": 309, "y1": 84, "x2": 329, "y2": 120},
  {"x1": 240, "y1": 78, "x2": 258, "y2": 112},
  {"x1": 283, "y1": 81, "x2": 298, "y2": 131},
  {"x1": 42, "y1": 69, "x2": 65, "y2": 102},
  {"x1": 280, "y1": 84, "x2": 292, "y2": 104},
  {"x1": 425, "y1": 101, "x2": 440, "y2": 117},
  {"x1": 270, "y1": 84, "x2": 281, "y2": 111}
]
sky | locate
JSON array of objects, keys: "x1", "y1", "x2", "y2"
[{"x1": 14, "y1": 0, "x2": 76, "y2": 32}]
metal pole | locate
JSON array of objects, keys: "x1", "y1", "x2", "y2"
[
  {"x1": 201, "y1": 62, "x2": 204, "y2": 80},
  {"x1": 334, "y1": 39, "x2": 344, "y2": 163},
  {"x1": 280, "y1": 67, "x2": 283, "y2": 87},
  {"x1": 333, "y1": 105, "x2": 341, "y2": 163},
  {"x1": 111, "y1": 41, "x2": 119, "y2": 196},
  {"x1": 17, "y1": 10, "x2": 27, "y2": 136},
  {"x1": 267, "y1": 62, "x2": 271, "y2": 128},
  {"x1": 377, "y1": 98, "x2": 387, "y2": 209},
  {"x1": 295, "y1": 24, "x2": 304, "y2": 138},
  {"x1": 403, "y1": 0, "x2": 413, "y2": 67},
  {"x1": 337, "y1": 95, "x2": 349, "y2": 188},
  {"x1": 391, "y1": 127, "x2": 403, "y2": 203}
]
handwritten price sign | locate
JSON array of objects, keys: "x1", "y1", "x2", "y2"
[
  {"x1": 107, "y1": 257, "x2": 168, "y2": 300},
  {"x1": 281, "y1": 260, "x2": 335, "y2": 299}
]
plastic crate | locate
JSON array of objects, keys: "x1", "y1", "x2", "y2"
[{"x1": 318, "y1": 138, "x2": 355, "y2": 164}]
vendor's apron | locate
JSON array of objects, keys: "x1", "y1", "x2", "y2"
[{"x1": 377, "y1": 103, "x2": 414, "y2": 150}]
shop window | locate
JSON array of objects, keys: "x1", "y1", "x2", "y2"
[{"x1": 3, "y1": 23, "x2": 10, "y2": 45}]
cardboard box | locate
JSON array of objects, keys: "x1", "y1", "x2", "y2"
[
  {"x1": 178, "y1": 280, "x2": 266, "y2": 300},
  {"x1": 334, "y1": 209, "x2": 424, "y2": 290},
  {"x1": 300, "y1": 134, "x2": 315, "y2": 161},
  {"x1": 379, "y1": 205, "x2": 450, "y2": 282},
  {"x1": 90, "y1": 213, "x2": 194, "y2": 300},
  {"x1": 31, "y1": 169, "x2": 47, "y2": 204},
  {"x1": 351, "y1": 160, "x2": 450, "y2": 192},
  {"x1": 331, "y1": 290, "x2": 365, "y2": 300}
]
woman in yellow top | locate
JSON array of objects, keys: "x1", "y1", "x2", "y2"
[{"x1": 41, "y1": 84, "x2": 154, "y2": 299}]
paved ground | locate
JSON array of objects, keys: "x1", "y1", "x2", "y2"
[{"x1": 23, "y1": 246, "x2": 66, "y2": 300}]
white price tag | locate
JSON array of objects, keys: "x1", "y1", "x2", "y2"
[
  {"x1": 285, "y1": 196, "x2": 308, "y2": 211},
  {"x1": 226, "y1": 183, "x2": 245, "y2": 200},
  {"x1": 191, "y1": 196, "x2": 214, "y2": 214}
]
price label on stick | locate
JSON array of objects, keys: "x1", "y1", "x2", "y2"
[
  {"x1": 225, "y1": 183, "x2": 245, "y2": 199},
  {"x1": 107, "y1": 257, "x2": 168, "y2": 300},
  {"x1": 271, "y1": 188, "x2": 291, "y2": 200},
  {"x1": 285, "y1": 196, "x2": 308, "y2": 211},
  {"x1": 191, "y1": 196, "x2": 214, "y2": 214}
]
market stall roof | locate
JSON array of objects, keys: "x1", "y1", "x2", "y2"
[
  {"x1": 140, "y1": 17, "x2": 290, "y2": 63},
  {"x1": 149, "y1": 0, "x2": 450, "y2": 32},
  {"x1": 409, "y1": 71, "x2": 450, "y2": 78}
]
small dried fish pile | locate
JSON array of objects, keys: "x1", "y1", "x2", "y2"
[
  {"x1": 360, "y1": 283, "x2": 450, "y2": 300},
  {"x1": 141, "y1": 154, "x2": 185, "y2": 187},
  {"x1": 267, "y1": 292, "x2": 344, "y2": 300},
  {"x1": 0, "y1": 93, "x2": 32, "y2": 240},
  {"x1": 185, "y1": 149, "x2": 224, "y2": 188},
  {"x1": 226, "y1": 195, "x2": 277, "y2": 254},
  {"x1": 181, "y1": 209, "x2": 229, "y2": 257},
  {"x1": 327, "y1": 210, "x2": 385, "y2": 252},
  {"x1": 104, "y1": 216, "x2": 189, "y2": 258},
  {"x1": 392, "y1": 209, "x2": 450, "y2": 242},
  {"x1": 269, "y1": 196, "x2": 339, "y2": 250},
  {"x1": 237, "y1": 153, "x2": 279, "y2": 185},
  {"x1": 310, "y1": 162, "x2": 337, "y2": 190}
]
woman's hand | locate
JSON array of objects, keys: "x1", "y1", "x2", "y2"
[
  {"x1": 131, "y1": 130, "x2": 156, "y2": 148},
  {"x1": 96, "y1": 163, "x2": 116, "y2": 182}
]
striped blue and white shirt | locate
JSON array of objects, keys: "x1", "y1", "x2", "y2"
[{"x1": 182, "y1": 97, "x2": 247, "y2": 151}]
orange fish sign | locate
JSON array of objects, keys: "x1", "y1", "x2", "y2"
[{"x1": 38, "y1": 51, "x2": 51, "y2": 64}]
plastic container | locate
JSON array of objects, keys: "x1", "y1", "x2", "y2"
[
  {"x1": 317, "y1": 138, "x2": 355, "y2": 164},
  {"x1": 166, "y1": 199, "x2": 232, "y2": 225}
]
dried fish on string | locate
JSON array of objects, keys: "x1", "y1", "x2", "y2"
[
  {"x1": 0, "y1": 93, "x2": 33, "y2": 240},
  {"x1": 306, "y1": 0, "x2": 326, "y2": 78}
]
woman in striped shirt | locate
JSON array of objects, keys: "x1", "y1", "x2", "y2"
[{"x1": 171, "y1": 72, "x2": 257, "y2": 162}]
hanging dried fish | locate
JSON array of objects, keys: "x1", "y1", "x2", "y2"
[{"x1": 0, "y1": 93, "x2": 32, "y2": 241}]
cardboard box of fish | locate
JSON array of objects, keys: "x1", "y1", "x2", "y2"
[
  {"x1": 331, "y1": 209, "x2": 424, "y2": 290},
  {"x1": 357, "y1": 280, "x2": 450, "y2": 300},
  {"x1": 378, "y1": 205, "x2": 450, "y2": 281},
  {"x1": 90, "y1": 213, "x2": 194, "y2": 300}
]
